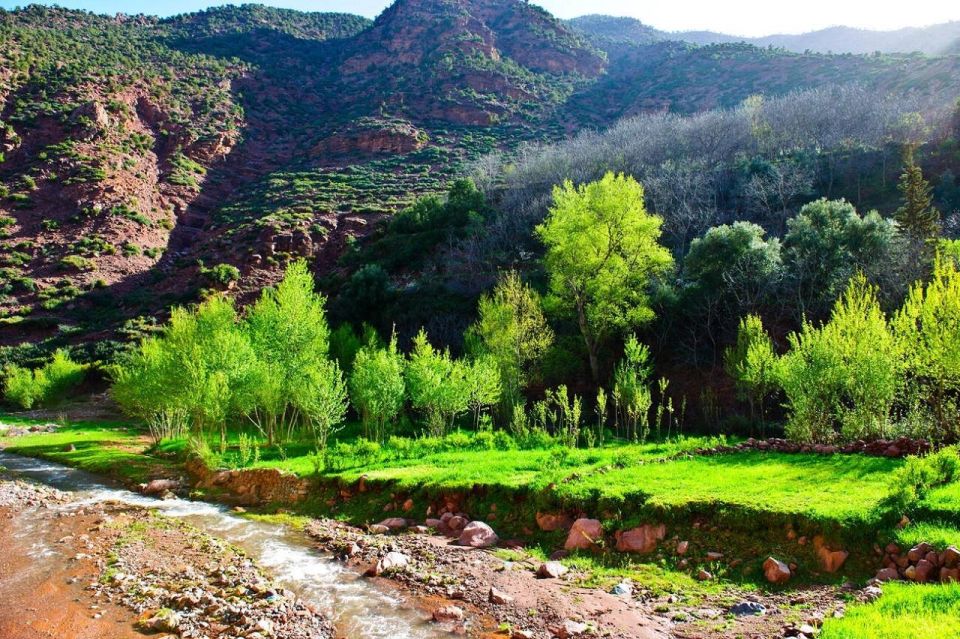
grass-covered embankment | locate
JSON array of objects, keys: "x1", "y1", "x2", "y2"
[{"x1": 821, "y1": 582, "x2": 960, "y2": 639}]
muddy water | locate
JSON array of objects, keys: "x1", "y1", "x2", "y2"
[{"x1": 0, "y1": 452, "x2": 446, "y2": 639}]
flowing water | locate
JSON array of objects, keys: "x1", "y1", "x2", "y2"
[{"x1": 0, "y1": 451, "x2": 446, "y2": 639}]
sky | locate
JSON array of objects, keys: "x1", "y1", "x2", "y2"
[{"x1": 1, "y1": 0, "x2": 958, "y2": 37}]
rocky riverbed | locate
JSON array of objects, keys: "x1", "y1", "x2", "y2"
[
  {"x1": 0, "y1": 470, "x2": 333, "y2": 639},
  {"x1": 305, "y1": 517, "x2": 855, "y2": 639}
]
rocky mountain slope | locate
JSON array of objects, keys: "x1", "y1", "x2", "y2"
[{"x1": 1, "y1": 0, "x2": 959, "y2": 358}]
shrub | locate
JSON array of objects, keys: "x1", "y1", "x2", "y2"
[
  {"x1": 886, "y1": 447, "x2": 960, "y2": 514},
  {"x1": 777, "y1": 274, "x2": 899, "y2": 443},
  {"x1": 200, "y1": 262, "x2": 241, "y2": 286},
  {"x1": 3, "y1": 349, "x2": 86, "y2": 409}
]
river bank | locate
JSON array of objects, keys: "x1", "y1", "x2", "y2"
[{"x1": 0, "y1": 469, "x2": 333, "y2": 639}]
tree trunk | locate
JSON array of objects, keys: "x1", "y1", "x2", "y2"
[{"x1": 576, "y1": 299, "x2": 600, "y2": 382}]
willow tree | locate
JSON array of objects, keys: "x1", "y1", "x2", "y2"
[{"x1": 536, "y1": 172, "x2": 673, "y2": 381}]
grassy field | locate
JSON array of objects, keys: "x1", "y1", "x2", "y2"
[
  {"x1": 0, "y1": 418, "x2": 175, "y2": 484},
  {"x1": 821, "y1": 582, "x2": 960, "y2": 639}
]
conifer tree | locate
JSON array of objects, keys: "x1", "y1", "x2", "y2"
[{"x1": 895, "y1": 145, "x2": 940, "y2": 246}]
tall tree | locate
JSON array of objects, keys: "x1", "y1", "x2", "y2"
[
  {"x1": 536, "y1": 172, "x2": 673, "y2": 381},
  {"x1": 895, "y1": 145, "x2": 940, "y2": 247},
  {"x1": 469, "y1": 271, "x2": 553, "y2": 405}
]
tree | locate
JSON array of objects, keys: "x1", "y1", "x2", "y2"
[
  {"x1": 405, "y1": 329, "x2": 469, "y2": 436},
  {"x1": 612, "y1": 335, "x2": 653, "y2": 442},
  {"x1": 469, "y1": 271, "x2": 553, "y2": 406},
  {"x1": 783, "y1": 199, "x2": 898, "y2": 319},
  {"x1": 349, "y1": 336, "x2": 406, "y2": 443},
  {"x1": 682, "y1": 222, "x2": 782, "y2": 353},
  {"x1": 895, "y1": 145, "x2": 940, "y2": 248},
  {"x1": 725, "y1": 314, "x2": 777, "y2": 431},
  {"x1": 295, "y1": 359, "x2": 349, "y2": 452},
  {"x1": 777, "y1": 274, "x2": 899, "y2": 443},
  {"x1": 246, "y1": 259, "x2": 331, "y2": 445},
  {"x1": 464, "y1": 355, "x2": 501, "y2": 429},
  {"x1": 536, "y1": 172, "x2": 674, "y2": 381},
  {"x1": 893, "y1": 256, "x2": 960, "y2": 441}
]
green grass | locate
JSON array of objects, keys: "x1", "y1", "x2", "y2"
[
  {"x1": 821, "y1": 582, "x2": 960, "y2": 639},
  {"x1": 316, "y1": 447, "x2": 899, "y2": 525},
  {"x1": 895, "y1": 521, "x2": 960, "y2": 551},
  {"x1": 0, "y1": 416, "x2": 174, "y2": 484}
]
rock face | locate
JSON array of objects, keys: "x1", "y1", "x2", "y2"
[
  {"x1": 140, "y1": 478, "x2": 181, "y2": 496},
  {"x1": 763, "y1": 557, "x2": 791, "y2": 584},
  {"x1": 614, "y1": 523, "x2": 666, "y2": 554},
  {"x1": 564, "y1": 518, "x2": 603, "y2": 551},
  {"x1": 458, "y1": 521, "x2": 499, "y2": 548}
]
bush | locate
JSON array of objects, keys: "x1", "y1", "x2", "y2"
[
  {"x1": 886, "y1": 447, "x2": 960, "y2": 514},
  {"x1": 3, "y1": 349, "x2": 86, "y2": 409},
  {"x1": 777, "y1": 274, "x2": 899, "y2": 443}
]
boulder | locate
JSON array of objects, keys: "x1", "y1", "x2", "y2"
[
  {"x1": 537, "y1": 561, "x2": 569, "y2": 579},
  {"x1": 730, "y1": 601, "x2": 766, "y2": 616},
  {"x1": 564, "y1": 518, "x2": 603, "y2": 551},
  {"x1": 424, "y1": 518, "x2": 443, "y2": 529},
  {"x1": 813, "y1": 537, "x2": 849, "y2": 574},
  {"x1": 459, "y1": 521, "x2": 499, "y2": 548},
  {"x1": 697, "y1": 569, "x2": 713, "y2": 581},
  {"x1": 676, "y1": 540, "x2": 689, "y2": 556},
  {"x1": 763, "y1": 557, "x2": 791, "y2": 584},
  {"x1": 378, "y1": 517, "x2": 408, "y2": 531},
  {"x1": 141, "y1": 479, "x2": 181, "y2": 496},
  {"x1": 942, "y1": 546, "x2": 960, "y2": 569},
  {"x1": 136, "y1": 608, "x2": 180, "y2": 633},
  {"x1": 447, "y1": 515, "x2": 468, "y2": 533},
  {"x1": 614, "y1": 524, "x2": 665, "y2": 554},
  {"x1": 907, "y1": 543, "x2": 934, "y2": 563},
  {"x1": 489, "y1": 587, "x2": 513, "y2": 604},
  {"x1": 912, "y1": 559, "x2": 935, "y2": 583},
  {"x1": 552, "y1": 620, "x2": 588, "y2": 638},
  {"x1": 940, "y1": 567, "x2": 960, "y2": 583},
  {"x1": 706, "y1": 551, "x2": 724, "y2": 562},
  {"x1": 874, "y1": 567, "x2": 900, "y2": 582},
  {"x1": 536, "y1": 511, "x2": 573, "y2": 532},
  {"x1": 512, "y1": 631, "x2": 535, "y2": 639},
  {"x1": 367, "y1": 551, "x2": 410, "y2": 576},
  {"x1": 861, "y1": 586, "x2": 883, "y2": 602},
  {"x1": 368, "y1": 524, "x2": 390, "y2": 534}
]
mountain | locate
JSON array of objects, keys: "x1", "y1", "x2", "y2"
[
  {"x1": 1, "y1": 0, "x2": 960, "y2": 356},
  {"x1": 569, "y1": 14, "x2": 960, "y2": 56}
]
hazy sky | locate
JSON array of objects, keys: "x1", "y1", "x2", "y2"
[{"x1": 1, "y1": 0, "x2": 958, "y2": 37}]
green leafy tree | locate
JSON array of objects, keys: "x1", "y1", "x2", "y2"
[
  {"x1": 536, "y1": 172, "x2": 673, "y2": 381},
  {"x1": 245, "y1": 259, "x2": 331, "y2": 445},
  {"x1": 469, "y1": 271, "x2": 553, "y2": 405},
  {"x1": 895, "y1": 145, "x2": 940, "y2": 246},
  {"x1": 612, "y1": 335, "x2": 653, "y2": 442},
  {"x1": 405, "y1": 329, "x2": 470, "y2": 436},
  {"x1": 295, "y1": 359, "x2": 349, "y2": 452},
  {"x1": 777, "y1": 274, "x2": 899, "y2": 443},
  {"x1": 725, "y1": 314, "x2": 778, "y2": 431},
  {"x1": 783, "y1": 199, "x2": 898, "y2": 318},
  {"x1": 893, "y1": 256, "x2": 960, "y2": 441},
  {"x1": 464, "y1": 355, "x2": 502, "y2": 430},
  {"x1": 349, "y1": 336, "x2": 406, "y2": 443}
]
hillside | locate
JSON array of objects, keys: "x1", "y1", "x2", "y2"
[
  {"x1": 1, "y1": 0, "x2": 960, "y2": 359},
  {"x1": 569, "y1": 14, "x2": 960, "y2": 56}
]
